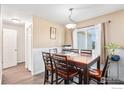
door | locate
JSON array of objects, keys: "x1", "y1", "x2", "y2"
[{"x1": 3, "y1": 29, "x2": 17, "y2": 69}]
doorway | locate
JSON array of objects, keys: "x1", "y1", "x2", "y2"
[{"x1": 2, "y1": 23, "x2": 32, "y2": 84}]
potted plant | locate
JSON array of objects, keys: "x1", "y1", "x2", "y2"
[{"x1": 105, "y1": 43, "x2": 120, "y2": 61}]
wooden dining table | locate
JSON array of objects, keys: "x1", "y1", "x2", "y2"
[{"x1": 57, "y1": 52, "x2": 100, "y2": 84}]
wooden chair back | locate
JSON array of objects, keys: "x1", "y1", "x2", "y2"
[
  {"x1": 52, "y1": 54, "x2": 70, "y2": 77},
  {"x1": 80, "y1": 49, "x2": 92, "y2": 55},
  {"x1": 70, "y1": 49, "x2": 79, "y2": 53},
  {"x1": 42, "y1": 52, "x2": 54, "y2": 70}
]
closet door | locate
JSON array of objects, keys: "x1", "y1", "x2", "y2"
[{"x1": 3, "y1": 29, "x2": 17, "y2": 68}]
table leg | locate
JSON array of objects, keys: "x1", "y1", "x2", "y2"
[
  {"x1": 84, "y1": 66, "x2": 89, "y2": 84},
  {"x1": 79, "y1": 70, "x2": 83, "y2": 84},
  {"x1": 117, "y1": 62, "x2": 119, "y2": 80},
  {"x1": 97, "y1": 57, "x2": 100, "y2": 69}
]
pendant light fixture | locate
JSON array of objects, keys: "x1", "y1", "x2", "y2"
[{"x1": 65, "y1": 8, "x2": 77, "y2": 29}]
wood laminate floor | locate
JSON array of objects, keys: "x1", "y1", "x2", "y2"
[
  {"x1": 2, "y1": 63, "x2": 44, "y2": 84},
  {"x1": 2, "y1": 63, "x2": 124, "y2": 85}
]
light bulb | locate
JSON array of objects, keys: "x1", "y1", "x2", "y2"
[{"x1": 65, "y1": 23, "x2": 76, "y2": 29}]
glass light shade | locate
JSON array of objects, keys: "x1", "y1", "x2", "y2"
[
  {"x1": 11, "y1": 18, "x2": 22, "y2": 24},
  {"x1": 65, "y1": 23, "x2": 76, "y2": 29}
]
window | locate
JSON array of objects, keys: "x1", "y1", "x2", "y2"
[{"x1": 73, "y1": 24, "x2": 101, "y2": 55}]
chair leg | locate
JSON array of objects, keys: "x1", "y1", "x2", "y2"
[
  {"x1": 51, "y1": 72, "x2": 54, "y2": 84},
  {"x1": 89, "y1": 77, "x2": 91, "y2": 84},
  {"x1": 56, "y1": 74, "x2": 58, "y2": 84},
  {"x1": 44, "y1": 70, "x2": 48, "y2": 84},
  {"x1": 44, "y1": 76, "x2": 46, "y2": 84},
  {"x1": 105, "y1": 80, "x2": 108, "y2": 84},
  {"x1": 64, "y1": 79, "x2": 69, "y2": 84},
  {"x1": 97, "y1": 82, "x2": 100, "y2": 84},
  {"x1": 70, "y1": 77, "x2": 74, "y2": 82},
  {"x1": 105, "y1": 73, "x2": 108, "y2": 84}
]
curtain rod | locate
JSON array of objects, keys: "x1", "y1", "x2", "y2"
[{"x1": 76, "y1": 25, "x2": 95, "y2": 29}]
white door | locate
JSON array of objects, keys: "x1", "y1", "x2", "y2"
[{"x1": 3, "y1": 29, "x2": 17, "y2": 69}]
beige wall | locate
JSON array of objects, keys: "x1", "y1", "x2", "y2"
[
  {"x1": 65, "y1": 28, "x2": 72, "y2": 45},
  {"x1": 3, "y1": 23, "x2": 25, "y2": 63},
  {"x1": 78, "y1": 10, "x2": 124, "y2": 47},
  {"x1": 33, "y1": 16, "x2": 65, "y2": 48},
  {"x1": 65, "y1": 10, "x2": 124, "y2": 47},
  {"x1": 0, "y1": 5, "x2": 2, "y2": 84}
]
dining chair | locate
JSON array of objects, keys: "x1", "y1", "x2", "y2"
[
  {"x1": 88, "y1": 56, "x2": 110, "y2": 84},
  {"x1": 62, "y1": 48, "x2": 71, "y2": 54},
  {"x1": 70, "y1": 49, "x2": 79, "y2": 54},
  {"x1": 42, "y1": 52, "x2": 55, "y2": 84},
  {"x1": 80, "y1": 49, "x2": 92, "y2": 55},
  {"x1": 52, "y1": 54, "x2": 80, "y2": 84},
  {"x1": 49, "y1": 48, "x2": 57, "y2": 54}
]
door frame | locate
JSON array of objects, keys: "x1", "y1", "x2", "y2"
[{"x1": 25, "y1": 23, "x2": 33, "y2": 75}]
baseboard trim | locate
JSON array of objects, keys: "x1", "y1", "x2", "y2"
[
  {"x1": 17, "y1": 61, "x2": 25, "y2": 64},
  {"x1": 32, "y1": 69, "x2": 45, "y2": 76}
]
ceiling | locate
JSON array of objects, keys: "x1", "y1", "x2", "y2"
[{"x1": 2, "y1": 4, "x2": 124, "y2": 25}]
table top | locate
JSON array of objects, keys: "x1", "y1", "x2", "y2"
[{"x1": 57, "y1": 52, "x2": 100, "y2": 66}]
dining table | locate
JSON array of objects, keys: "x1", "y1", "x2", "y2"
[{"x1": 56, "y1": 52, "x2": 100, "y2": 84}]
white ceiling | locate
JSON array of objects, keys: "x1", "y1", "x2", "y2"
[{"x1": 2, "y1": 4, "x2": 124, "y2": 25}]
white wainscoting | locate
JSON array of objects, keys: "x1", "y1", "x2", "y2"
[
  {"x1": 109, "y1": 49, "x2": 124, "y2": 81},
  {"x1": 32, "y1": 48, "x2": 124, "y2": 81},
  {"x1": 32, "y1": 47, "x2": 62, "y2": 75},
  {"x1": 0, "y1": 65, "x2": 2, "y2": 84}
]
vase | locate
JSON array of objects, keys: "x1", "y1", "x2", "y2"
[{"x1": 111, "y1": 55, "x2": 120, "y2": 61}]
